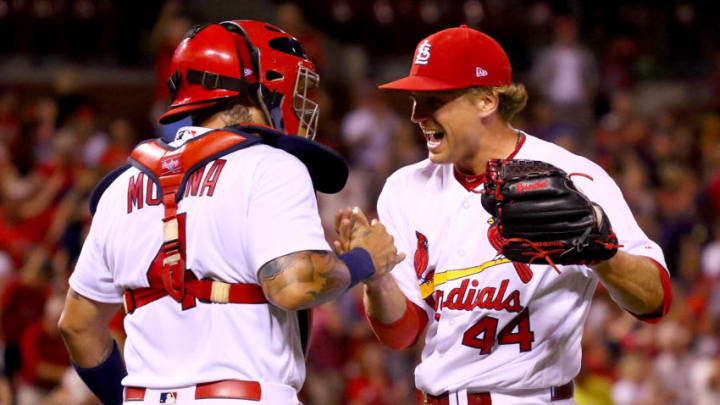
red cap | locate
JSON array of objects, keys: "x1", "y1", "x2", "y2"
[{"x1": 379, "y1": 25, "x2": 512, "y2": 91}]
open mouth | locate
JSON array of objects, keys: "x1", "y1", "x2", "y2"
[{"x1": 423, "y1": 130, "x2": 445, "y2": 150}]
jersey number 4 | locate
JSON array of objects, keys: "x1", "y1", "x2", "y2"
[{"x1": 461, "y1": 309, "x2": 534, "y2": 355}]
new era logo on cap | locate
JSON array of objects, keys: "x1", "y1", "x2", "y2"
[{"x1": 379, "y1": 25, "x2": 512, "y2": 91}]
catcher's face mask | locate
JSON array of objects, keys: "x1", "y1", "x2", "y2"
[{"x1": 160, "y1": 20, "x2": 320, "y2": 139}]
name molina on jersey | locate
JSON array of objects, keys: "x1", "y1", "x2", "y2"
[{"x1": 127, "y1": 159, "x2": 227, "y2": 213}]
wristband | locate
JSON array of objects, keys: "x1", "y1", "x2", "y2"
[
  {"x1": 340, "y1": 247, "x2": 376, "y2": 289},
  {"x1": 72, "y1": 341, "x2": 127, "y2": 405}
]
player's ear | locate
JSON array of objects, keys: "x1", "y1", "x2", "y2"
[{"x1": 468, "y1": 87, "x2": 499, "y2": 118}]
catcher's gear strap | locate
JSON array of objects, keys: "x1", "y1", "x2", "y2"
[
  {"x1": 185, "y1": 68, "x2": 254, "y2": 94},
  {"x1": 630, "y1": 257, "x2": 673, "y2": 324},
  {"x1": 126, "y1": 129, "x2": 265, "y2": 309},
  {"x1": 123, "y1": 281, "x2": 267, "y2": 314},
  {"x1": 366, "y1": 297, "x2": 428, "y2": 350}
]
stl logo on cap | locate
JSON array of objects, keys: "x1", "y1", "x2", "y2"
[{"x1": 414, "y1": 40, "x2": 432, "y2": 65}]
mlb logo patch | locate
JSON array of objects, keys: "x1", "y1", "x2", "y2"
[{"x1": 160, "y1": 392, "x2": 177, "y2": 404}]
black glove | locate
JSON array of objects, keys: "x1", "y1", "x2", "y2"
[{"x1": 481, "y1": 159, "x2": 620, "y2": 267}]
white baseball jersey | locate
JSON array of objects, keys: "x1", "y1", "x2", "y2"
[
  {"x1": 378, "y1": 131, "x2": 667, "y2": 395},
  {"x1": 69, "y1": 126, "x2": 330, "y2": 394}
]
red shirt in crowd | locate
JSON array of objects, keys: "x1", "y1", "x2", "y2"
[
  {"x1": 19, "y1": 320, "x2": 70, "y2": 388},
  {"x1": 0, "y1": 278, "x2": 50, "y2": 345}
]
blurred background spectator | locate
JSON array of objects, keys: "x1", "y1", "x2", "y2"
[{"x1": 0, "y1": 1, "x2": 718, "y2": 404}]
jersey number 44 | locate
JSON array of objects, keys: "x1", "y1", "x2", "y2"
[{"x1": 461, "y1": 308, "x2": 534, "y2": 355}]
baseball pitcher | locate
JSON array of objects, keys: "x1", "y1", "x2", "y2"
[{"x1": 335, "y1": 25, "x2": 672, "y2": 405}]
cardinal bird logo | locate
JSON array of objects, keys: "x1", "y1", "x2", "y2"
[
  {"x1": 414, "y1": 231, "x2": 429, "y2": 278},
  {"x1": 487, "y1": 219, "x2": 534, "y2": 283}
]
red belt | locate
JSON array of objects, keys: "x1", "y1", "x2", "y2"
[
  {"x1": 125, "y1": 380, "x2": 262, "y2": 401},
  {"x1": 123, "y1": 281, "x2": 267, "y2": 313},
  {"x1": 424, "y1": 381, "x2": 574, "y2": 405}
]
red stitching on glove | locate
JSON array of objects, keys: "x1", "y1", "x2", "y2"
[
  {"x1": 568, "y1": 172, "x2": 594, "y2": 181},
  {"x1": 504, "y1": 237, "x2": 563, "y2": 274}
]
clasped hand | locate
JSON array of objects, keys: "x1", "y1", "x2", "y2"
[{"x1": 333, "y1": 207, "x2": 405, "y2": 281}]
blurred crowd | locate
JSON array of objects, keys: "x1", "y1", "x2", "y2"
[{"x1": 0, "y1": 1, "x2": 719, "y2": 404}]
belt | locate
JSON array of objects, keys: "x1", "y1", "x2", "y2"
[
  {"x1": 424, "y1": 381, "x2": 574, "y2": 405},
  {"x1": 125, "y1": 380, "x2": 262, "y2": 401},
  {"x1": 425, "y1": 392, "x2": 491, "y2": 405}
]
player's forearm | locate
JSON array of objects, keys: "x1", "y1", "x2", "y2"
[
  {"x1": 364, "y1": 275, "x2": 426, "y2": 350},
  {"x1": 592, "y1": 251, "x2": 664, "y2": 315},
  {"x1": 59, "y1": 320, "x2": 115, "y2": 368},
  {"x1": 363, "y1": 274, "x2": 407, "y2": 324},
  {"x1": 258, "y1": 250, "x2": 351, "y2": 311},
  {"x1": 58, "y1": 290, "x2": 118, "y2": 368}
]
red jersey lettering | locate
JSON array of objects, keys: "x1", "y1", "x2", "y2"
[
  {"x1": 128, "y1": 173, "x2": 145, "y2": 213},
  {"x1": 200, "y1": 160, "x2": 226, "y2": 197}
]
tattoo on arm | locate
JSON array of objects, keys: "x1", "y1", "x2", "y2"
[
  {"x1": 258, "y1": 250, "x2": 350, "y2": 308},
  {"x1": 258, "y1": 257, "x2": 287, "y2": 281}
]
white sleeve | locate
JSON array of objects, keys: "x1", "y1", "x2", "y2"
[
  {"x1": 573, "y1": 168, "x2": 668, "y2": 271},
  {"x1": 377, "y1": 175, "x2": 433, "y2": 313},
  {"x1": 69, "y1": 199, "x2": 123, "y2": 303},
  {"x1": 246, "y1": 153, "x2": 330, "y2": 275}
]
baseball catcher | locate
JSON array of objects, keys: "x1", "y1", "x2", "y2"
[{"x1": 481, "y1": 158, "x2": 620, "y2": 269}]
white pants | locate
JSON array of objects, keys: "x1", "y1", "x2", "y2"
[{"x1": 123, "y1": 381, "x2": 300, "y2": 405}]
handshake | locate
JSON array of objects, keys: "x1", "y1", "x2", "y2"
[{"x1": 333, "y1": 207, "x2": 406, "y2": 283}]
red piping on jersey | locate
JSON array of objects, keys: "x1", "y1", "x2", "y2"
[
  {"x1": 452, "y1": 132, "x2": 526, "y2": 192},
  {"x1": 506, "y1": 132, "x2": 526, "y2": 159},
  {"x1": 366, "y1": 297, "x2": 428, "y2": 350},
  {"x1": 453, "y1": 168, "x2": 486, "y2": 192},
  {"x1": 629, "y1": 257, "x2": 672, "y2": 323}
]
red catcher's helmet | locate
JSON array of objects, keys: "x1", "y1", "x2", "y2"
[{"x1": 159, "y1": 20, "x2": 320, "y2": 139}]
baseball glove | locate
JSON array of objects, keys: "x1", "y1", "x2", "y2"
[{"x1": 481, "y1": 159, "x2": 620, "y2": 269}]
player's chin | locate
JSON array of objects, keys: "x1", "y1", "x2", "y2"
[{"x1": 427, "y1": 149, "x2": 449, "y2": 163}]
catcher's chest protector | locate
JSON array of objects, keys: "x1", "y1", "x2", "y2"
[{"x1": 127, "y1": 130, "x2": 264, "y2": 307}]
